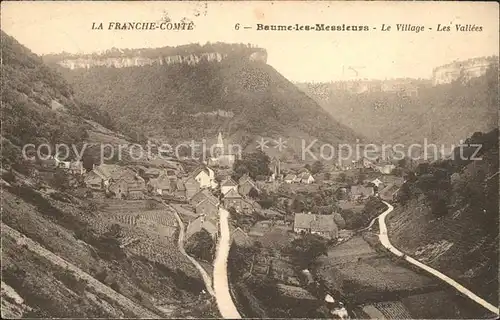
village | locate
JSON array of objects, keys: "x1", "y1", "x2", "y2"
[{"x1": 28, "y1": 132, "x2": 407, "y2": 318}]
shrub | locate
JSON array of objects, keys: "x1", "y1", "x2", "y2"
[{"x1": 110, "y1": 281, "x2": 121, "y2": 293}]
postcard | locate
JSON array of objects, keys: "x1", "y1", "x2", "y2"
[{"x1": 1, "y1": 1, "x2": 498, "y2": 319}]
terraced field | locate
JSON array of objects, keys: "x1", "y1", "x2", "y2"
[
  {"x1": 373, "y1": 301, "x2": 412, "y2": 319},
  {"x1": 78, "y1": 199, "x2": 196, "y2": 276}
]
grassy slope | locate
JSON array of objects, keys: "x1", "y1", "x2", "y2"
[
  {"x1": 54, "y1": 48, "x2": 361, "y2": 155},
  {"x1": 387, "y1": 130, "x2": 499, "y2": 305},
  {"x1": 2, "y1": 185, "x2": 220, "y2": 317},
  {"x1": 297, "y1": 63, "x2": 498, "y2": 146},
  {"x1": 0, "y1": 30, "x2": 218, "y2": 317}
]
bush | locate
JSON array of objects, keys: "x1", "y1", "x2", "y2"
[
  {"x1": 284, "y1": 233, "x2": 328, "y2": 269},
  {"x1": 110, "y1": 281, "x2": 121, "y2": 293},
  {"x1": 2, "y1": 170, "x2": 16, "y2": 183},
  {"x1": 56, "y1": 269, "x2": 88, "y2": 295},
  {"x1": 185, "y1": 229, "x2": 215, "y2": 262},
  {"x1": 145, "y1": 199, "x2": 158, "y2": 210},
  {"x1": 50, "y1": 191, "x2": 72, "y2": 203},
  {"x1": 95, "y1": 268, "x2": 108, "y2": 283}
]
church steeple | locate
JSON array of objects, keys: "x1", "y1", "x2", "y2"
[
  {"x1": 213, "y1": 132, "x2": 224, "y2": 157},
  {"x1": 217, "y1": 132, "x2": 224, "y2": 148}
]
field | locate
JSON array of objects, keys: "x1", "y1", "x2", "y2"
[
  {"x1": 401, "y1": 289, "x2": 495, "y2": 319},
  {"x1": 315, "y1": 232, "x2": 497, "y2": 319},
  {"x1": 387, "y1": 201, "x2": 499, "y2": 304},
  {"x1": 93, "y1": 199, "x2": 191, "y2": 273},
  {"x1": 316, "y1": 235, "x2": 441, "y2": 304}
]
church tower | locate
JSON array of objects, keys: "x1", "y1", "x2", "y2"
[{"x1": 213, "y1": 132, "x2": 224, "y2": 157}]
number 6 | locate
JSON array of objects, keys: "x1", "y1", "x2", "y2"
[{"x1": 235, "y1": 23, "x2": 240, "y2": 30}]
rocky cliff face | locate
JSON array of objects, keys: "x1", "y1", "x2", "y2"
[{"x1": 57, "y1": 52, "x2": 226, "y2": 69}]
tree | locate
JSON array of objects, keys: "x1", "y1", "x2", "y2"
[
  {"x1": 185, "y1": 229, "x2": 215, "y2": 262},
  {"x1": 333, "y1": 213, "x2": 346, "y2": 229},
  {"x1": 248, "y1": 187, "x2": 259, "y2": 199},
  {"x1": 398, "y1": 157, "x2": 407, "y2": 168},
  {"x1": 290, "y1": 197, "x2": 305, "y2": 213},
  {"x1": 415, "y1": 163, "x2": 430, "y2": 176},
  {"x1": 337, "y1": 173, "x2": 347, "y2": 183},
  {"x1": 357, "y1": 172, "x2": 367, "y2": 185},
  {"x1": 82, "y1": 151, "x2": 96, "y2": 172},
  {"x1": 311, "y1": 161, "x2": 324, "y2": 174},
  {"x1": 232, "y1": 150, "x2": 271, "y2": 180},
  {"x1": 105, "y1": 224, "x2": 122, "y2": 238},
  {"x1": 145, "y1": 199, "x2": 158, "y2": 210},
  {"x1": 52, "y1": 170, "x2": 70, "y2": 191},
  {"x1": 286, "y1": 234, "x2": 328, "y2": 268}
]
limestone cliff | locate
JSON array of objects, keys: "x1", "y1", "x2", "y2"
[{"x1": 45, "y1": 45, "x2": 268, "y2": 70}]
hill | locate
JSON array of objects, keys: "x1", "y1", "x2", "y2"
[
  {"x1": 45, "y1": 44, "x2": 361, "y2": 159},
  {"x1": 296, "y1": 64, "x2": 498, "y2": 147},
  {"x1": 1, "y1": 31, "x2": 217, "y2": 318},
  {"x1": 389, "y1": 128, "x2": 499, "y2": 306}
]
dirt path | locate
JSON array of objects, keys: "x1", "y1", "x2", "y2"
[
  {"x1": 377, "y1": 201, "x2": 499, "y2": 316},
  {"x1": 162, "y1": 201, "x2": 215, "y2": 297},
  {"x1": 1, "y1": 223, "x2": 160, "y2": 319},
  {"x1": 213, "y1": 207, "x2": 241, "y2": 319}
]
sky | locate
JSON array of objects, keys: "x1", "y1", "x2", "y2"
[{"x1": 2, "y1": 1, "x2": 498, "y2": 82}]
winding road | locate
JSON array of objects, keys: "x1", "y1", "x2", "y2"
[
  {"x1": 377, "y1": 201, "x2": 499, "y2": 316},
  {"x1": 163, "y1": 201, "x2": 215, "y2": 297},
  {"x1": 213, "y1": 207, "x2": 242, "y2": 319}
]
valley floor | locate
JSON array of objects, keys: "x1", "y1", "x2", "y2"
[{"x1": 316, "y1": 231, "x2": 495, "y2": 319}]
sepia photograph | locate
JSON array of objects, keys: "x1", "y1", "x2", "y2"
[{"x1": 0, "y1": 1, "x2": 498, "y2": 319}]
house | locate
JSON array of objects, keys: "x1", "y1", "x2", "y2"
[
  {"x1": 220, "y1": 178, "x2": 238, "y2": 195},
  {"x1": 223, "y1": 188, "x2": 243, "y2": 209},
  {"x1": 284, "y1": 174, "x2": 297, "y2": 184},
  {"x1": 238, "y1": 178, "x2": 260, "y2": 197},
  {"x1": 190, "y1": 189, "x2": 219, "y2": 208},
  {"x1": 189, "y1": 166, "x2": 217, "y2": 189},
  {"x1": 93, "y1": 164, "x2": 121, "y2": 180},
  {"x1": 69, "y1": 161, "x2": 84, "y2": 175},
  {"x1": 298, "y1": 172, "x2": 315, "y2": 184},
  {"x1": 148, "y1": 174, "x2": 173, "y2": 195},
  {"x1": 370, "y1": 178, "x2": 384, "y2": 188},
  {"x1": 108, "y1": 179, "x2": 128, "y2": 199},
  {"x1": 231, "y1": 227, "x2": 252, "y2": 247},
  {"x1": 223, "y1": 189, "x2": 259, "y2": 213},
  {"x1": 57, "y1": 161, "x2": 71, "y2": 169},
  {"x1": 109, "y1": 170, "x2": 146, "y2": 199},
  {"x1": 335, "y1": 186, "x2": 349, "y2": 200},
  {"x1": 238, "y1": 173, "x2": 252, "y2": 185},
  {"x1": 195, "y1": 198, "x2": 219, "y2": 217},
  {"x1": 184, "y1": 176, "x2": 201, "y2": 200},
  {"x1": 350, "y1": 185, "x2": 375, "y2": 200},
  {"x1": 175, "y1": 180, "x2": 186, "y2": 199},
  {"x1": 185, "y1": 215, "x2": 218, "y2": 240},
  {"x1": 377, "y1": 164, "x2": 396, "y2": 175},
  {"x1": 293, "y1": 213, "x2": 339, "y2": 239},
  {"x1": 84, "y1": 170, "x2": 107, "y2": 190},
  {"x1": 39, "y1": 156, "x2": 59, "y2": 170},
  {"x1": 143, "y1": 167, "x2": 161, "y2": 179},
  {"x1": 356, "y1": 157, "x2": 375, "y2": 169},
  {"x1": 164, "y1": 160, "x2": 185, "y2": 172}
]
